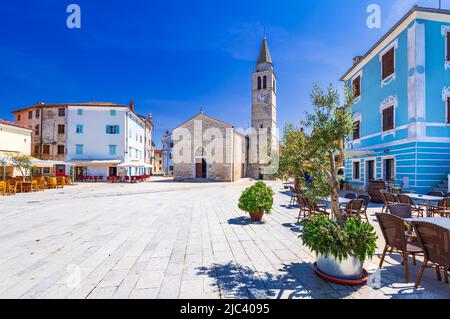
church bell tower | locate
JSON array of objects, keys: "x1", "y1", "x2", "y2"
[{"x1": 250, "y1": 36, "x2": 277, "y2": 180}]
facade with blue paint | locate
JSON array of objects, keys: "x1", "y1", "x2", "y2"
[{"x1": 341, "y1": 7, "x2": 450, "y2": 194}]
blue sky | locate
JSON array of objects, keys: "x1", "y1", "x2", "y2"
[{"x1": 0, "y1": 0, "x2": 447, "y2": 147}]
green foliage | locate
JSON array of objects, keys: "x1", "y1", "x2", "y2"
[
  {"x1": 9, "y1": 154, "x2": 33, "y2": 180},
  {"x1": 301, "y1": 215, "x2": 378, "y2": 262},
  {"x1": 238, "y1": 182, "x2": 275, "y2": 214}
]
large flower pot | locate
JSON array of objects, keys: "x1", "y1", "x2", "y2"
[
  {"x1": 316, "y1": 254, "x2": 364, "y2": 281},
  {"x1": 249, "y1": 209, "x2": 264, "y2": 222}
]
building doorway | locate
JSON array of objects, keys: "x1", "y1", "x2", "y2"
[
  {"x1": 55, "y1": 165, "x2": 65, "y2": 177},
  {"x1": 195, "y1": 158, "x2": 207, "y2": 179},
  {"x1": 109, "y1": 167, "x2": 117, "y2": 177},
  {"x1": 366, "y1": 160, "x2": 375, "y2": 181},
  {"x1": 75, "y1": 166, "x2": 87, "y2": 181}
]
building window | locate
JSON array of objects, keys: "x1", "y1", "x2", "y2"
[
  {"x1": 381, "y1": 47, "x2": 395, "y2": 80},
  {"x1": 58, "y1": 124, "x2": 65, "y2": 134},
  {"x1": 353, "y1": 120, "x2": 361, "y2": 140},
  {"x1": 382, "y1": 106, "x2": 394, "y2": 132},
  {"x1": 28, "y1": 111, "x2": 33, "y2": 119},
  {"x1": 58, "y1": 108, "x2": 66, "y2": 117},
  {"x1": 43, "y1": 167, "x2": 50, "y2": 174},
  {"x1": 43, "y1": 145, "x2": 50, "y2": 155},
  {"x1": 257, "y1": 76, "x2": 262, "y2": 90},
  {"x1": 384, "y1": 158, "x2": 395, "y2": 181},
  {"x1": 106, "y1": 125, "x2": 120, "y2": 134},
  {"x1": 75, "y1": 144, "x2": 84, "y2": 155},
  {"x1": 35, "y1": 125, "x2": 40, "y2": 136},
  {"x1": 447, "y1": 32, "x2": 450, "y2": 62},
  {"x1": 109, "y1": 145, "x2": 117, "y2": 156},
  {"x1": 352, "y1": 76, "x2": 361, "y2": 99},
  {"x1": 17, "y1": 114, "x2": 21, "y2": 121},
  {"x1": 77, "y1": 109, "x2": 83, "y2": 116},
  {"x1": 76, "y1": 124, "x2": 84, "y2": 134},
  {"x1": 34, "y1": 145, "x2": 40, "y2": 154},
  {"x1": 352, "y1": 161, "x2": 360, "y2": 180},
  {"x1": 263, "y1": 75, "x2": 267, "y2": 89},
  {"x1": 36, "y1": 109, "x2": 40, "y2": 118},
  {"x1": 110, "y1": 110, "x2": 116, "y2": 116},
  {"x1": 447, "y1": 97, "x2": 450, "y2": 124},
  {"x1": 57, "y1": 145, "x2": 65, "y2": 155}
]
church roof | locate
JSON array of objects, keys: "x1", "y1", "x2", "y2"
[
  {"x1": 173, "y1": 112, "x2": 235, "y2": 131},
  {"x1": 256, "y1": 37, "x2": 272, "y2": 66}
]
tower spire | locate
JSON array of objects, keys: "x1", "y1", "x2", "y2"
[{"x1": 256, "y1": 36, "x2": 272, "y2": 68}]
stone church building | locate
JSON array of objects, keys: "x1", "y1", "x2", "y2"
[{"x1": 172, "y1": 36, "x2": 278, "y2": 182}]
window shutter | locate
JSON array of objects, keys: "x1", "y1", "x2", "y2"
[
  {"x1": 116, "y1": 125, "x2": 120, "y2": 134},
  {"x1": 382, "y1": 48, "x2": 395, "y2": 79},
  {"x1": 448, "y1": 97, "x2": 450, "y2": 124},
  {"x1": 352, "y1": 76, "x2": 361, "y2": 98},
  {"x1": 447, "y1": 33, "x2": 450, "y2": 62},
  {"x1": 106, "y1": 126, "x2": 109, "y2": 134},
  {"x1": 383, "y1": 106, "x2": 394, "y2": 131}
]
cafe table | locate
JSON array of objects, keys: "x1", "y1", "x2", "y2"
[
  {"x1": 402, "y1": 193, "x2": 444, "y2": 203},
  {"x1": 405, "y1": 217, "x2": 450, "y2": 230}
]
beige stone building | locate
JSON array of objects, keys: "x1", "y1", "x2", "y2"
[
  {"x1": 172, "y1": 113, "x2": 247, "y2": 182},
  {"x1": 171, "y1": 36, "x2": 277, "y2": 182},
  {"x1": 0, "y1": 119, "x2": 32, "y2": 178}
]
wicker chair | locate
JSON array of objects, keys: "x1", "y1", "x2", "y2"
[
  {"x1": 412, "y1": 221, "x2": 450, "y2": 287},
  {"x1": 288, "y1": 186, "x2": 298, "y2": 206},
  {"x1": 305, "y1": 197, "x2": 330, "y2": 218},
  {"x1": 340, "y1": 199, "x2": 364, "y2": 219},
  {"x1": 398, "y1": 194, "x2": 425, "y2": 217},
  {"x1": 296, "y1": 195, "x2": 310, "y2": 222},
  {"x1": 427, "y1": 198, "x2": 450, "y2": 218},
  {"x1": 427, "y1": 191, "x2": 445, "y2": 197},
  {"x1": 5, "y1": 181, "x2": 18, "y2": 195},
  {"x1": 344, "y1": 193, "x2": 358, "y2": 200},
  {"x1": 376, "y1": 213, "x2": 423, "y2": 283},
  {"x1": 357, "y1": 194, "x2": 371, "y2": 222},
  {"x1": 388, "y1": 203, "x2": 413, "y2": 219}
]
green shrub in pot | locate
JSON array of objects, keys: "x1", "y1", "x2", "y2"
[
  {"x1": 301, "y1": 214, "x2": 377, "y2": 262},
  {"x1": 238, "y1": 182, "x2": 274, "y2": 221}
]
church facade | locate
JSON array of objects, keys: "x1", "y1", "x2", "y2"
[{"x1": 171, "y1": 37, "x2": 278, "y2": 182}]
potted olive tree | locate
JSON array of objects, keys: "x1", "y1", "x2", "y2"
[
  {"x1": 238, "y1": 181, "x2": 274, "y2": 222},
  {"x1": 285, "y1": 84, "x2": 378, "y2": 284}
]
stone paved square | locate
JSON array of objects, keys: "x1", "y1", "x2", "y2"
[{"x1": 0, "y1": 179, "x2": 449, "y2": 299}]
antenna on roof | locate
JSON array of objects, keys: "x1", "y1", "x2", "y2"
[{"x1": 200, "y1": 106, "x2": 204, "y2": 114}]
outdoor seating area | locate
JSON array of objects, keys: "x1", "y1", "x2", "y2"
[
  {"x1": 78, "y1": 175, "x2": 151, "y2": 183},
  {"x1": 286, "y1": 182, "x2": 450, "y2": 290},
  {"x1": 0, "y1": 176, "x2": 73, "y2": 196}
]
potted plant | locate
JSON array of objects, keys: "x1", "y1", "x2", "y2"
[
  {"x1": 238, "y1": 181, "x2": 274, "y2": 222},
  {"x1": 301, "y1": 214, "x2": 377, "y2": 283}
]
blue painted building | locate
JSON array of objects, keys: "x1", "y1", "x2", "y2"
[{"x1": 342, "y1": 6, "x2": 450, "y2": 194}]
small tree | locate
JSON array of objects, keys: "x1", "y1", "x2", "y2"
[
  {"x1": 302, "y1": 83, "x2": 354, "y2": 224},
  {"x1": 276, "y1": 124, "x2": 310, "y2": 189},
  {"x1": 9, "y1": 154, "x2": 33, "y2": 181}
]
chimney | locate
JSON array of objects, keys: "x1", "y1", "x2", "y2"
[
  {"x1": 353, "y1": 56, "x2": 363, "y2": 65},
  {"x1": 129, "y1": 100, "x2": 135, "y2": 112}
]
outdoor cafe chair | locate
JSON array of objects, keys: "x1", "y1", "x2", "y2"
[
  {"x1": 398, "y1": 194, "x2": 425, "y2": 217},
  {"x1": 427, "y1": 191, "x2": 445, "y2": 197},
  {"x1": 0, "y1": 181, "x2": 6, "y2": 196},
  {"x1": 427, "y1": 198, "x2": 450, "y2": 218},
  {"x1": 357, "y1": 194, "x2": 371, "y2": 222},
  {"x1": 340, "y1": 199, "x2": 364, "y2": 219},
  {"x1": 305, "y1": 197, "x2": 329, "y2": 218},
  {"x1": 413, "y1": 221, "x2": 450, "y2": 287},
  {"x1": 388, "y1": 203, "x2": 413, "y2": 219},
  {"x1": 376, "y1": 213, "x2": 423, "y2": 283},
  {"x1": 289, "y1": 186, "x2": 298, "y2": 206},
  {"x1": 5, "y1": 181, "x2": 17, "y2": 195},
  {"x1": 296, "y1": 195, "x2": 310, "y2": 222}
]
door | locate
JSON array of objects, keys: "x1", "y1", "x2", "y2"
[
  {"x1": 366, "y1": 160, "x2": 375, "y2": 190},
  {"x1": 75, "y1": 167, "x2": 86, "y2": 181},
  {"x1": 55, "y1": 165, "x2": 65, "y2": 177},
  {"x1": 195, "y1": 159, "x2": 207, "y2": 179},
  {"x1": 109, "y1": 167, "x2": 117, "y2": 176}
]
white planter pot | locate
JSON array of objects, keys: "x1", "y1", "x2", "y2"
[{"x1": 316, "y1": 254, "x2": 364, "y2": 280}]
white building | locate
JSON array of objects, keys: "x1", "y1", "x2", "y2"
[{"x1": 66, "y1": 102, "x2": 151, "y2": 180}]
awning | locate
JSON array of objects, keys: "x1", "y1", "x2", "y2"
[
  {"x1": 69, "y1": 160, "x2": 122, "y2": 166},
  {"x1": 118, "y1": 161, "x2": 152, "y2": 168},
  {"x1": 31, "y1": 159, "x2": 73, "y2": 168}
]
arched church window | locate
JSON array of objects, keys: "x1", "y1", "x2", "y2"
[
  {"x1": 257, "y1": 77, "x2": 262, "y2": 90},
  {"x1": 263, "y1": 76, "x2": 267, "y2": 89}
]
